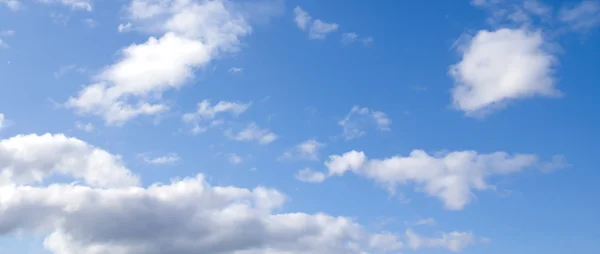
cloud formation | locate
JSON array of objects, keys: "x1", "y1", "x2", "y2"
[
  {"x1": 449, "y1": 28, "x2": 560, "y2": 117},
  {"x1": 0, "y1": 133, "x2": 479, "y2": 254},
  {"x1": 323, "y1": 149, "x2": 565, "y2": 210},
  {"x1": 339, "y1": 106, "x2": 391, "y2": 140}
]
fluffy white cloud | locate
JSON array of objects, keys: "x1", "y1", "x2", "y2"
[
  {"x1": 0, "y1": 133, "x2": 480, "y2": 253},
  {"x1": 74, "y1": 121, "x2": 94, "y2": 132},
  {"x1": 449, "y1": 28, "x2": 560, "y2": 117},
  {"x1": 295, "y1": 168, "x2": 326, "y2": 183},
  {"x1": 0, "y1": 134, "x2": 139, "y2": 188},
  {"x1": 559, "y1": 0, "x2": 600, "y2": 31},
  {"x1": 38, "y1": 0, "x2": 92, "y2": 11},
  {"x1": 138, "y1": 153, "x2": 181, "y2": 165},
  {"x1": 293, "y1": 6, "x2": 339, "y2": 39},
  {"x1": 339, "y1": 106, "x2": 391, "y2": 140},
  {"x1": 66, "y1": 0, "x2": 269, "y2": 125},
  {"x1": 279, "y1": 139, "x2": 323, "y2": 161},
  {"x1": 183, "y1": 100, "x2": 251, "y2": 134},
  {"x1": 324, "y1": 149, "x2": 564, "y2": 210},
  {"x1": 406, "y1": 230, "x2": 476, "y2": 252},
  {"x1": 225, "y1": 123, "x2": 277, "y2": 144}
]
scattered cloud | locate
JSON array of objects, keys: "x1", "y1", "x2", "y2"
[
  {"x1": 138, "y1": 153, "x2": 181, "y2": 165},
  {"x1": 324, "y1": 150, "x2": 564, "y2": 210},
  {"x1": 82, "y1": 18, "x2": 97, "y2": 28},
  {"x1": 0, "y1": 133, "x2": 481, "y2": 254},
  {"x1": 65, "y1": 0, "x2": 278, "y2": 125},
  {"x1": 182, "y1": 100, "x2": 251, "y2": 135},
  {"x1": 294, "y1": 6, "x2": 339, "y2": 39},
  {"x1": 228, "y1": 153, "x2": 243, "y2": 164},
  {"x1": 449, "y1": 28, "x2": 560, "y2": 117},
  {"x1": 339, "y1": 106, "x2": 391, "y2": 140},
  {"x1": 471, "y1": 0, "x2": 553, "y2": 25},
  {"x1": 118, "y1": 22, "x2": 133, "y2": 32},
  {"x1": 38, "y1": 0, "x2": 92, "y2": 11},
  {"x1": 341, "y1": 33, "x2": 373, "y2": 46},
  {"x1": 225, "y1": 122, "x2": 278, "y2": 144},
  {"x1": 74, "y1": 121, "x2": 94, "y2": 132},
  {"x1": 295, "y1": 168, "x2": 326, "y2": 183},
  {"x1": 279, "y1": 139, "x2": 324, "y2": 161},
  {"x1": 0, "y1": 30, "x2": 14, "y2": 48},
  {"x1": 406, "y1": 230, "x2": 476, "y2": 252},
  {"x1": 228, "y1": 67, "x2": 243, "y2": 73},
  {"x1": 559, "y1": 0, "x2": 600, "y2": 32},
  {"x1": 0, "y1": 133, "x2": 138, "y2": 187}
]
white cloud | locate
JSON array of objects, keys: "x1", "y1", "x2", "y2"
[
  {"x1": 295, "y1": 168, "x2": 326, "y2": 183},
  {"x1": 406, "y1": 230, "x2": 475, "y2": 252},
  {"x1": 183, "y1": 100, "x2": 251, "y2": 135},
  {"x1": 37, "y1": 0, "x2": 92, "y2": 11},
  {"x1": 449, "y1": 28, "x2": 560, "y2": 117},
  {"x1": 228, "y1": 153, "x2": 243, "y2": 164},
  {"x1": 471, "y1": 0, "x2": 552, "y2": 25},
  {"x1": 82, "y1": 18, "x2": 97, "y2": 28},
  {"x1": 138, "y1": 153, "x2": 181, "y2": 165},
  {"x1": 0, "y1": 133, "x2": 480, "y2": 253},
  {"x1": 0, "y1": 0, "x2": 20, "y2": 10},
  {"x1": 74, "y1": 121, "x2": 94, "y2": 132},
  {"x1": 339, "y1": 106, "x2": 391, "y2": 140},
  {"x1": 118, "y1": 22, "x2": 133, "y2": 32},
  {"x1": 293, "y1": 6, "x2": 339, "y2": 39},
  {"x1": 0, "y1": 133, "x2": 139, "y2": 188},
  {"x1": 225, "y1": 123, "x2": 277, "y2": 144},
  {"x1": 324, "y1": 150, "x2": 563, "y2": 210},
  {"x1": 66, "y1": 0, "x2": 267, "y2": 125},
  {"x1": 279, "y1": 139, "x2": 324, "y2": 161},
  {"x1": 559, "y1": 0, "x2": 600, "y2": 31},
  {"x1": 229, "y1": 67, "x2": 243, "y2": 73}
]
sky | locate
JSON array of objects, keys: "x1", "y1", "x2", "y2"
[{"x1": 0, "y1": 0, "x2": 599, "y2": 253}]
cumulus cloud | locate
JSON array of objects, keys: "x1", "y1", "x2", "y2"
[
  {"x1": 0, "y1": 133, "x2": 481, "y2": 253},
  {"x1": 559, "y1": 0, "x2": 600, "y2": 32},
  {"x1": 138, "y1": 153, "x2": 181, "y2": 165},
  {"x1": 295, "y1": 168, "x2": 326, "y2": 183},
  {"x1": 324, "y1": 149, "x2": 564, "y2": 210},
  {"x1": 183, "y1": 99, "x2": 251, "y2": 134},
  {"x1": 225, "y1": 123, "x2": 277, "y2": 144},
  {"x1": 449, "y1": 28, "x2": 560, "y2": 117},
  {"x1": 66, "y1": 0, "x2": 276, "y2": 125},
  {"x1": 293, "y1": 6, "x2": 339, "y2": 39},
  {"x1": 0, "y1": 133, "x2": 139, "y2": 188},
  {"x1": 339, "y1": 106, "x2": 391, "y2": 140},
  {"x1": 279, "y1": 139, "x2": 324, "y2": 161}
]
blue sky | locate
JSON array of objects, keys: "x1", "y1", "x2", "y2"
[{"x1": 0, "y1": 0, "x2": 599, "y2": 253}]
